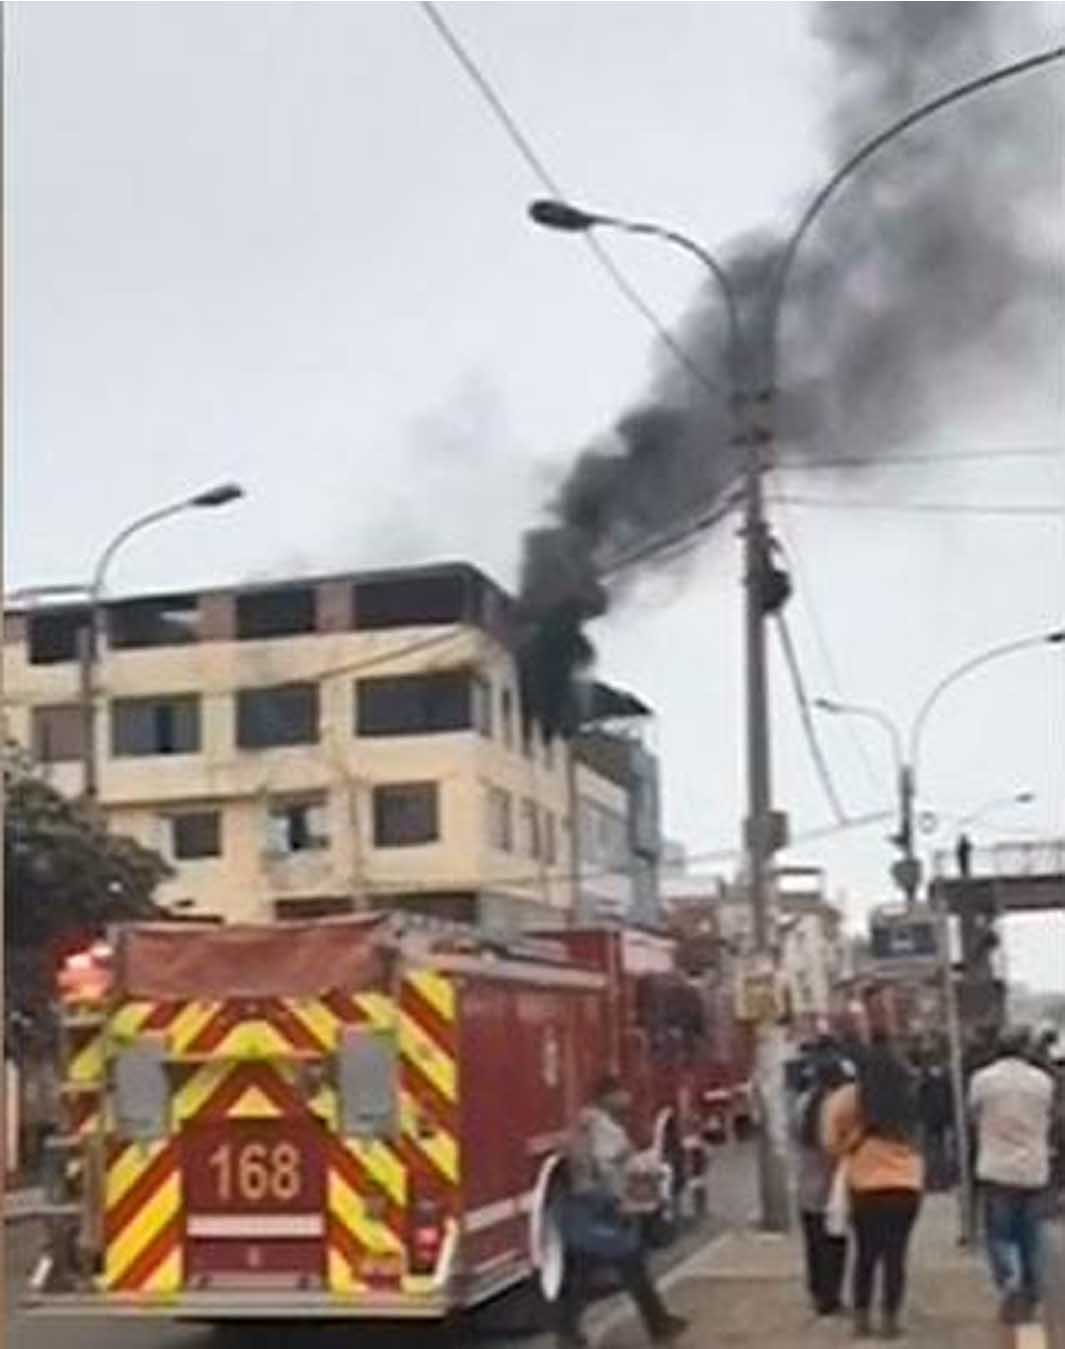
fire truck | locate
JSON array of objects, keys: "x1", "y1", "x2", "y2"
[{"x1": 24, "y1": 914, "x2": 739, "y2": 1325}]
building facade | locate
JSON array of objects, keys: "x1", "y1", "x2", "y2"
[{"x1": 3, "y1": 562, "x2": 659, "y2": 933}]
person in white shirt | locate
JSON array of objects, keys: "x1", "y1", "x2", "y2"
[{"x1": 968, "y1": 1027, "x2": 1054, "y2": 1326}]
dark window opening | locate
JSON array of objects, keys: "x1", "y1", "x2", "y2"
[
  {"x1": 112, "y1": 696, "x2": 201, "y2": 756},
  {"x1": 373, "y1": 782, "x2": 439, "y2": 848},
  {"x1": 237, "y1": 683, "x2": 319, "y2": 748},
  {"x1": 236, "y1": 587, "x2": 316, "y2": 640},
  {"x1": 32, "y1": 705, "x2": 84, "y2": 763},
  {"x1": 501, "y1": 688, "x2": 515, "y2": 750},
  {"x1": 267, "y1": 797, "x2": 329, "y2": 854},
  {"x1": 356, "y1": 671, "x2": 472, "y2": 737},
  {"x1": 108, "y1": 594, "x2": 200, "y2": 649},
  {"x1": 354, "y1": 574, "x2": 467, "y2": 630},
  {"x1": 275, "y1": 895, "x2": 354, "y2": 921},
  {"x1": 171, "y1": 811, "x2": 222, "y2": 860},
  {"x1": 28, "y1": 610, "x2": 88, "y2": 665}
]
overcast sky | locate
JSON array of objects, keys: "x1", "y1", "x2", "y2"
[{"x1": 6, "y1": 2, "x2": 1063, "y2": 990}]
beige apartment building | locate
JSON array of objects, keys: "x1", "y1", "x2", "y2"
[{"x1": 3, "y1": 563, "x2": 659, "y2": 931}]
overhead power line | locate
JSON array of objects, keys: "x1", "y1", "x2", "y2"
[
  {"x1": 770, "y1": 496, "x2": 1065, "y2": 518},
  {"x1": 772, "y1": 612, "x2": 850, "y2": 826},
  {"x1": 418, "y1": 1, "x2": 721, "y2": 399},
  {"x1": 772, "y1": 445, "x2": 1065, "y2": 471}
]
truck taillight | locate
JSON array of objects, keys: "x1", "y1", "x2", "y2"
[{"x1": 407, "y1": 1194, "x2": 446, "y2": 1276}]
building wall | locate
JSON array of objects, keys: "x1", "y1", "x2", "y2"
[{"x1": 3, "y1": 580, "x2": 577, "y2": 926}]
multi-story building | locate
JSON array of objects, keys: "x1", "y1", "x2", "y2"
[{"x1": 3, "y1": 562, "x2": 660, "y2": 933}]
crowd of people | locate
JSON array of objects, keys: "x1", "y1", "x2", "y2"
[{"x1": 790, "y1": 1023, "x2": 1062, "y2": 1339}]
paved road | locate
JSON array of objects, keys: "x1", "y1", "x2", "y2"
[
  {"x1": 5, "y1": 1141, "x2": 757, "y2": 1349},
  {"x1": 1046, "y1": 1220, "x2": 1065, "y2": 1349}
]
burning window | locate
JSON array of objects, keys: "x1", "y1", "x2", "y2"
[
  {"x1": 27, "y1": 609, "x2": 88, "y2": 665},
  {"x1": 356, "y1": 671, "x2": 472, "y2": 737},
  {"x1": 353, "y1": 573, "x2": 467, "y2": 630},
  {"x1": 373, "y1": 783, "x2": 439, "y2": 848},
  {"x1": 484, "y1": 784, "x2": 513, "y2": 853},
  {"x1": 237, "y1": 683, "x2": 319, "y2": 748},
  {"x1": 111, "y1": 695, "x2": 201, "y2": 756},
  {"x1": 107, "y1": 594, "x2": 200, "y2": 649},
  {"x1": 169, "y1": 810, "x2": 222, "y2": 860},
  {"x1": 235, "y1": 586, "x2": 316, "y2": 640},
  {"x1": 266, "y1": 796, "x2": 330, "y2": 855},
  {"x1": 32, "y1": 704, "x2": 84, "y2": 762}
]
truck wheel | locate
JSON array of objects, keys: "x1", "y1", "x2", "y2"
[{"x1": 535, "y1": 1183, "x2": 567, "y2": 1304}]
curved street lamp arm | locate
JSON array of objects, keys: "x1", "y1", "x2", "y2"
[
  {"x1": 817, "y1": 699, "x2": 904, "y2": 776},
  {"x1": 89, "y1": 500, "x2": 195, "y2": 603},
  {"x1": 908, "y1": 631, "x2": 1063, "y2": 773},
  {"x1": 765, "y1": 45, "x2": 1065, "y2": 382},
  {"x1": 600, "y1": 216, "x2": 745, "y2": 384}
]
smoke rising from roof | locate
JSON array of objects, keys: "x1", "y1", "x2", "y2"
[{"x1": 518, "y1": 2, "x2": 1063, "y2": 732}]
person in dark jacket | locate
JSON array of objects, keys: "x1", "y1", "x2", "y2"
[{"x1": 792, "y1": 1052, "x2": 850, "y2": 1315}]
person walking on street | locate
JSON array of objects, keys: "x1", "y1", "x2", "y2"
[
  {"x1": 556, "y1": 1075, "x2": 688, "y2": 1349},
  {"x1": 918, "y1": 1056, "x2": 956, "y2": 1192},
  {"x1": 969, "y1": 1026, "x2": 1055, "y2": 1326},
  {"x1": 824, "y1": 1036, "x2": 925, "y2": 1340},
  {"x1": 793, "y1": 1050, "x2": 850, "y2": 1316}
]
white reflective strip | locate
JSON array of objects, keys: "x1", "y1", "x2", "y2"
[
  {"x1": 463, "y1": 1191, "x2": 536, "y2": 1234},
  {"x1": 1015, "y1": 1327, "x2": 1048, "y2": 1349},
  {"x1": 187, "y1": 1213, "x2": 324, "y2": 1239}
]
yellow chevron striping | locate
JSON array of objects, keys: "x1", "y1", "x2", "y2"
[
  {"x1": 348, "y1": 1138, "x2": 407, "y2": 1209},
  {"x1": 405, "y1": 970, "x2": 455, "y2": 1023},
  {"x1": 210, "y1": 1018, "x2": 295, "y2": 1060},
  {"x1": 105, "y1": 1141, "x2": 164, "y2": 1210},
  {"x1": 329, "y1": 1169, "x2": 403, "y2": 1256},
  {"x1": 399, "y1": 1013, "x2": 456, "y2": 1103},
  {"x1": 355, "y1": 993, "x2": 396, "y2": 1031},
  {"x1": 328, "y1": 1244, "x2": 367, "y2": 1295},
  {"x1": 399, "y1": 1090, "x2": 459, "y2": 1185},
  {"x1": 311, "y1": 1083, "x2": 338, "y2": 1128},
  {"x1": 141, "y1": 1244, "x2": 182, "y2": 1295},
  {"x1": 109, "y1": 1002, "x2": 158, "y2": 1043},
  {"x1": 227, "y1": 1085, "x2": 283, "y2": 1119},
  {"x1": 68, "y1": 1035, "x2": 105, "y2": 1084},
  {"x1": 168, "y1": 1000, "x2": 223, "y2": 1054},
  {"x1": 105, "y1": 1170, "x2": 180, "y2": 1288},
  {"x1": 284, "y1": 998, "x2": 339, "y2": 1051},
  {"x1": 172, "y1": 1061, "x2": 230, "y2": 1122}
]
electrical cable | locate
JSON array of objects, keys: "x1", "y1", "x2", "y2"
[
  {"x1": 418, "y1": 1, "x2": 721, "y2": 400},
  {"x1": 772, "y1": 445, "x2": 1065, "y2": 471},
  {"x1": 769, "y1": 496, "x2": 1065, "y2": 518},
  {"x1": 772, "y1": 611, "x2": 850, "y2": 826},
  {"x1": 771, "y1": 518, "x2": 883, "y2": 799}
]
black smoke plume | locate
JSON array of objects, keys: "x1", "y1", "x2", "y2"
[{"x1": 517, "y1": 2, "x2": 1063, "y2": 734}]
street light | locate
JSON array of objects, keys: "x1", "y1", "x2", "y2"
[
  {"x1": 79, "y1": 482, "x2": 246, "y2": 800},
  {"x1": 955, "y1": 790, "x2": 1035, "y2": 833},
  {"x1": 528, "y1": 48, "x2": 1064, "y2": 1235}
]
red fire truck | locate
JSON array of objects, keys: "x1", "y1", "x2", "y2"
[{"x1": 25, "y1": 915, "x2": 738, "y2": 1326}]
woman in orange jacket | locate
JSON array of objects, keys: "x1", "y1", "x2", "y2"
[{"x1": 823, "y1": 1038, "x2": 925, "y2": 1340}]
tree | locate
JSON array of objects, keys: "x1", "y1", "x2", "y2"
[{"x1": 3, "y1": 743, "x2": 172, "y2": 1051}]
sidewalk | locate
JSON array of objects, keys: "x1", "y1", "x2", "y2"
[{"x1": 596, "y1": 1196, "x2": 1027, "y2": 1349}]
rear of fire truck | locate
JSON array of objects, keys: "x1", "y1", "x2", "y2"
[{"x1": 24, "y1": 917, "x2": 466, "y2": 1323}]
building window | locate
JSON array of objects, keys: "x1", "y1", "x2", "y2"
[
  {"x1": 544, "y1": 811, "x2": 557, "y2": 866},
  {"x1": 373, "y1": 783, "x2": 440, "y2": 848},
  {"x1": 235, "y1": 586, "x2": 316, "y2": 640},
  {"x1": 353, "y1": 573, "x2": 467, "y2": 630},
  {"x1": 31, "y1": 704, "x2": 84, "y2": 762},
  {"x1": 112, "y1": 695, "x2": 201, "y2": 756},
  {"x1": 484, "y1": 784, "x2": 513, "y2": 853},
  {"x1": 237, "y1": 683, "x2": 319, "y2": 748},
  {"x1": 501, "y1": 688, "x2": 515, "y2": 750},
  {"x1": 27, "y1": 609, "x2": 87, "y2": 665},
  {"x1": 521, "y1": 798, "x2": 541, "y2": 859},
  {"x1": 169, "y1": 811, "x2": 222, "y2": 860},
  {"x1": 108, "y1": 594, "x2": 200, "y2": 649},
  {"x1": 544, "y1": 735, "x2": 556, "y2": 771},
  {"x1": 266, "y1": 796, "x2": 330, "y2": 855},
  {"x1": 356, "y1": 671, "x2": 471, "y2": 737},
  {"x1": 472, "y1": 676, "x2": 493, "y2": 738}
]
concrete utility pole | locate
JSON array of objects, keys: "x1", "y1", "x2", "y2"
[
  {"x1": 76, "y1": 484, "x2": 244, "y2": 801},
  {"x1": 528, "y1": 46, "x2": 1064, "y2": 1233}
]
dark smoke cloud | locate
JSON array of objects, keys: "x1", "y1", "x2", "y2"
[{"x1": 518, "y1": 2, "x2": 1063, "y2": 733}]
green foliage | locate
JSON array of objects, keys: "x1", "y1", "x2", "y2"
[{"x1": 3, "y1": 742, "x2": 172, "y2": 1048}]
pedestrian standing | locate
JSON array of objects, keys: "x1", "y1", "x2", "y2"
[
  {"x1": 792, "y1": 1052, "x2": 850, "y2": 1316},
  {"x1": 918, "y1": 1058, "x2": 955, "y2": 1192},
  {"x1": 556, "y1": 1076, "x2": 689, "y2": 1349},
  {"x1": 824, "y1": 1036, "x2": 925, "y2": 1340},
  {"x1": 969, "y1": 1027, "x2": 1054, "y2": 1326}
]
